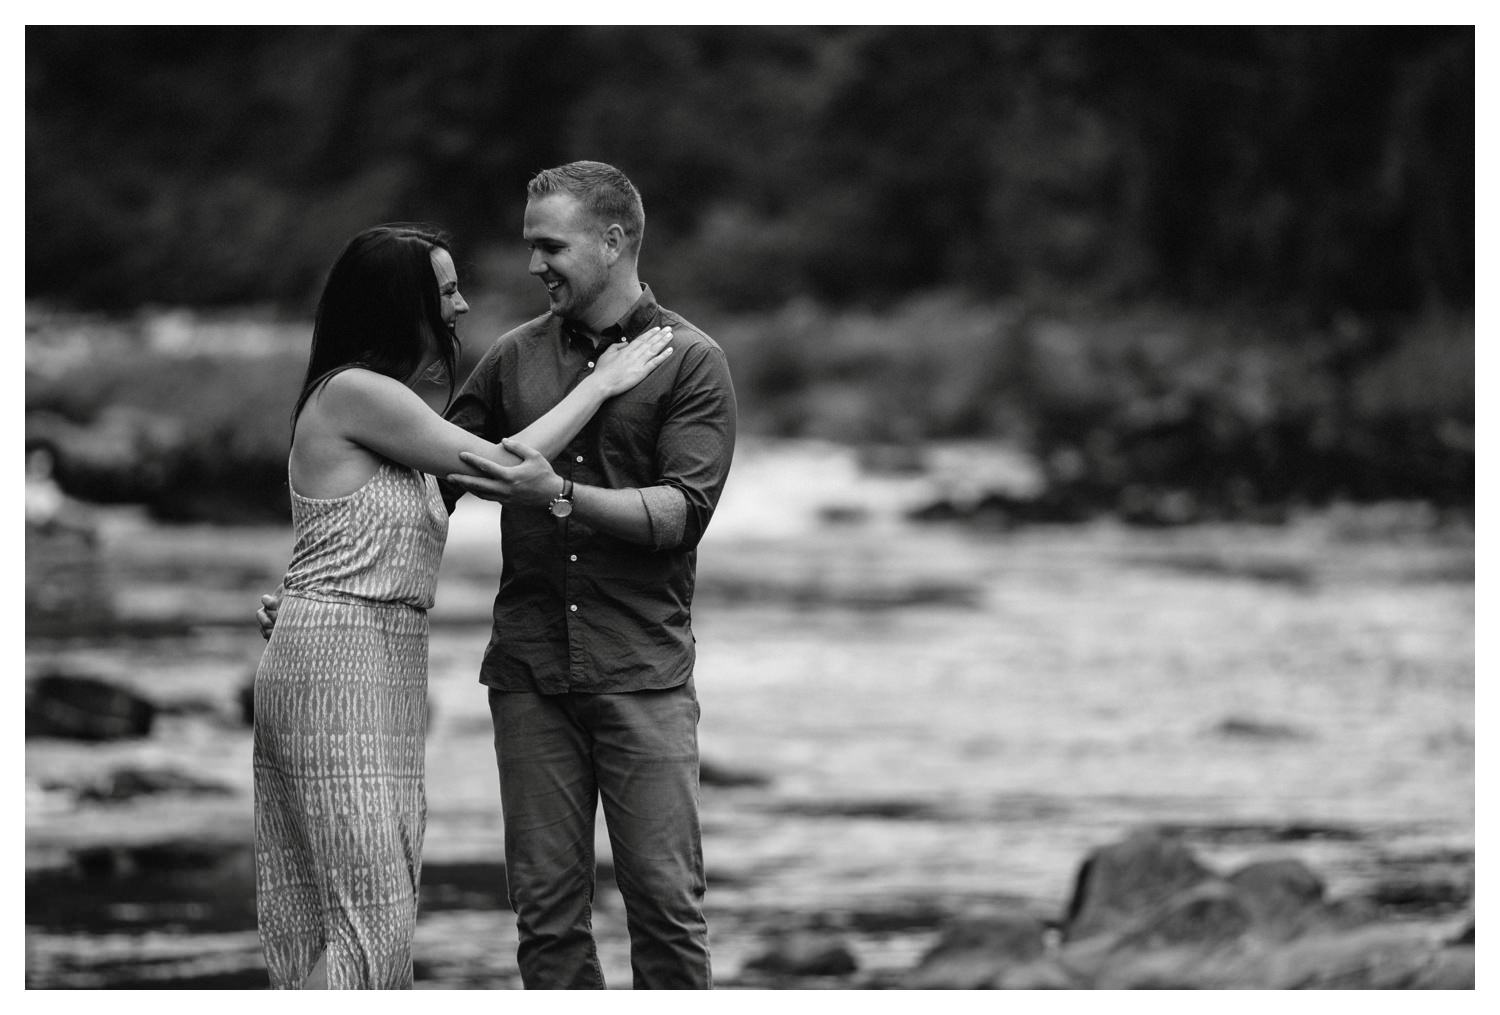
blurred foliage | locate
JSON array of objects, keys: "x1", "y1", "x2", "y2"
[
  {"x1": 725, "y1": 295, "x2": 1473, "y2": 519},
  {"x1": 25, "y1": 297, "x2": 1472, "y2": 525},
  {"x1": 27, "y1": 26, "x2": 1472, "y2": 317}
]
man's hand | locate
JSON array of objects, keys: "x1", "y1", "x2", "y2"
[
  {"x1": 447, "y1": 440, "x2": 564, "y2": 508},
  {"x1": 257, "y1": 592, "x2": 280, "y2": 640}
]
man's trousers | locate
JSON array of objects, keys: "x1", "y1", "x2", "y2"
[{"x1": 487, "y1": 681, "x2": 711, "y2": 989}]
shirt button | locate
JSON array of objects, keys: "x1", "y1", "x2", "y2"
[
  {"x1": 574, "y1": 455, "x2": 584, "y2": 463},
  {"x1": 569, "y1": 554, "x2": 578, "y2": 562},
  {"x1": 586, "y1": 361, "x2": 595, "y2": 369},
  {"x1": 569, "y1": 604, "x2": 578, "y2": 612}
]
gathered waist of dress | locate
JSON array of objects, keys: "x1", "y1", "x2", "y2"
[{"x1": 282, "y1": 586, "x2": 429, "y2": 613}]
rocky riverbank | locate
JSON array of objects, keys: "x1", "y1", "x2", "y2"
[
  {"x1": 25, "y1": 805, "x2": 1473, "y2": 990},
  {"x1": 25, "y1": 664, "x2": 1475, "y2": 989}
]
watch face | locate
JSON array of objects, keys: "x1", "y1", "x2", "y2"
[{"x1": 549, "y1": 499, "x2": 573, "y2": 518}]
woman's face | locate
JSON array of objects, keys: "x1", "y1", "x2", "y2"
[{"x1": 430, "y1": 247, "x2": 469, "y2": 333}]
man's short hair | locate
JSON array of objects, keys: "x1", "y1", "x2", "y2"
[{"x1": 528, "y1": 161, "x2": 645, "y2": 255}]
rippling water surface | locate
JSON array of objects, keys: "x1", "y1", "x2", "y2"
[{"x1": 25, "y1": 441, "x2": 1475, "y2": 988}]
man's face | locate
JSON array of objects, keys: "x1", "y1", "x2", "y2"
[{"x1": 523, "y1": 193, "x2": 611, "y2": 325}]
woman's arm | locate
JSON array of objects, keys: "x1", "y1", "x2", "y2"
[
  {"x1": 505, "y1": 328, "x2": 673, "y2": 461},
  {"x1": 322, "y1": 328, "x2": 672, "y2": 477}
]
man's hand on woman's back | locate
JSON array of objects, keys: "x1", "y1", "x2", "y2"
[{"x1": 257, "y1": 593, "x2": 280, "y2": 640}]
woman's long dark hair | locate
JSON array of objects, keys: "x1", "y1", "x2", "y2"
[{"x1": 292, "y1": 224, "x2": 460, "y2": 430}]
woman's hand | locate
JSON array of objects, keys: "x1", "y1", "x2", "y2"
[
  {"x1": 451, "y1": 440, "x2": 561, "y2": 508},
  {"x1": 590, "y1": 326, "x2": 674, "y2": 397}
]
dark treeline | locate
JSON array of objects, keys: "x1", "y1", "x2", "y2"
[
  {"x1": 25, "y1": 27, "x2": 1474, "y2": 525},
  {"x1": 27, "y1": 25, "x2": 1472, "y2": 318}
]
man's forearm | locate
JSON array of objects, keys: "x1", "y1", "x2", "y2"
[
  {"x1": 570, "y1": 484, "x2": 657, "y2": 545},
  {"x1": 445, "y1": 450, "x2": 690, "y2": 548}
]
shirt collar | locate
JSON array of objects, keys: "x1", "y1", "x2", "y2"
[{"x1": 561, "y1": 284, "x2": 659, "y2": 353}]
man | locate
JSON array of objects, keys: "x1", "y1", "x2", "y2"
[{"x1": 262, "y1": 161, "x2": 736, "y2": 988}]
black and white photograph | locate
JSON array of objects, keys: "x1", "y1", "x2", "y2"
[{"x1": 23, "y1": 21, "x2": 1478, "y2": 991}]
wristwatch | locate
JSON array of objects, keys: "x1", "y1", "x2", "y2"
[{"x1": 549, "y1": 478, "x2": 574, "y2": 518}]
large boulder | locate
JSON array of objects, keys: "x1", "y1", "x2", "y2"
[
  {"x1": 1059, "y1": 880, "x2": 1258, "y2": 988},
  {"x1": 1109, "y1": 879, "x2": 1256, "y2": 952},
  {"x1": 898, "y1": 828, "x2": 1475, "y2": 989},
  {"x1": 26, "y1": 672, "x2": 156, "y2": 741},
  {"x1": 1062, "y1": 827, "x2": 1216, "y2": 942},
  {"x1": 1226, "y1": 858, "x2": 1327, "y2": 938},
  {"x1": 1057, "y1": 830, "x2": 1472, "y2": 989}
]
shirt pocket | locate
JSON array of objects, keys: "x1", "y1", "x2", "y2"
[{"x1": 597, "y1": 398, "x2": 663, "y2": 476}]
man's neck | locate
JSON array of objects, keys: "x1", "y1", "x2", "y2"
[{"x1": 573, "y1": 275, "x2": 643, "y2": 334}]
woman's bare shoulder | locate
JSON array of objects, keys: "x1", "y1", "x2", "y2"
[
  {"x1": 315, "y1": 367, "x2": 421, "y2": 413},
  {"x1": 319, "y1": 366, "x2": 404, "y2": 395}
]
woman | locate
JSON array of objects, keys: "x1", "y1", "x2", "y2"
[{"x1": 252, "y1": 224, "x2": 672, "y2": 989}]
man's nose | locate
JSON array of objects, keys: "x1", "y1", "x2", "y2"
[{"x1": 528, "y1": 250, "x2": 546, "y2": 275}]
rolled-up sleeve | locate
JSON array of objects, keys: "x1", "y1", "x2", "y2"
[
  {"x1": 639, "y1": 486, "x2": 688, "y2": 550},
  {"x1": 654, "y1": 340, "x2": 737, "y2": 550}
]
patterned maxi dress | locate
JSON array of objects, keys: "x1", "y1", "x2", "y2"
[{"x1": 253, "y1": 459, "x2": 448, "y2": 989}]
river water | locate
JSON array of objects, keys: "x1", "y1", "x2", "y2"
[{"x1": 24, "y1": 440, "x2": 1475, "y2": 988}]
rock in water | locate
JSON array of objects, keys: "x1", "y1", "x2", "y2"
[
  {"x1": 1110, "y1": 880, "x2": 1255, "y2": 952},
  {"x1": 26, "y1": 673, "x2": 156, "y2": 741},
  {"x1": 909, "y1": 910, "x2": 1050, "y2": 988},
  {"x1": 75, "y1": 767, "x2": 236, "y2": 803},
  {"x1": 743, "y1": 932, "x2": 858, "y2": 978},
  {"x1": 1227, "y1": 858, "x2": 1326, "y2": 937},
  {"x1": 698, "y1": 758, "x2": 772, "y2": 788},
  {"x1": 25, "y1": 521, "x2": 113, "y2": 636},
  {"x1": 1063, "y1": 827, "x2": 1215, "y2": 942},
  {"x1": 236, "y1": 678, "x2": 255, "y2": 727},
  {"x1": 1052, "y1": 828, "x2": 1474, "y2": 989},
  {"x1": 1274, "y1": 923, "x2": 1475, "y2": 989}
]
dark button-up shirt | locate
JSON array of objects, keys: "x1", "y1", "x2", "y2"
[{"x1": 443, "y1": 285, "x2": 737, "y2": 694}]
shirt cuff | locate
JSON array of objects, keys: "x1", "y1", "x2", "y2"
[{"x1": 639, "y1": 486, "x2": 688, "y2": 550}]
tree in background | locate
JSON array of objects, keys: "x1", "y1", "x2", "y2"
[{"x1": 26, "y1": 26, "x2": 1472, "y2": 319}]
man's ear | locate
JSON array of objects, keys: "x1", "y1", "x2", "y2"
[{"x1": 601, "y1": 223, "x2": 626, "y2": 264}]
